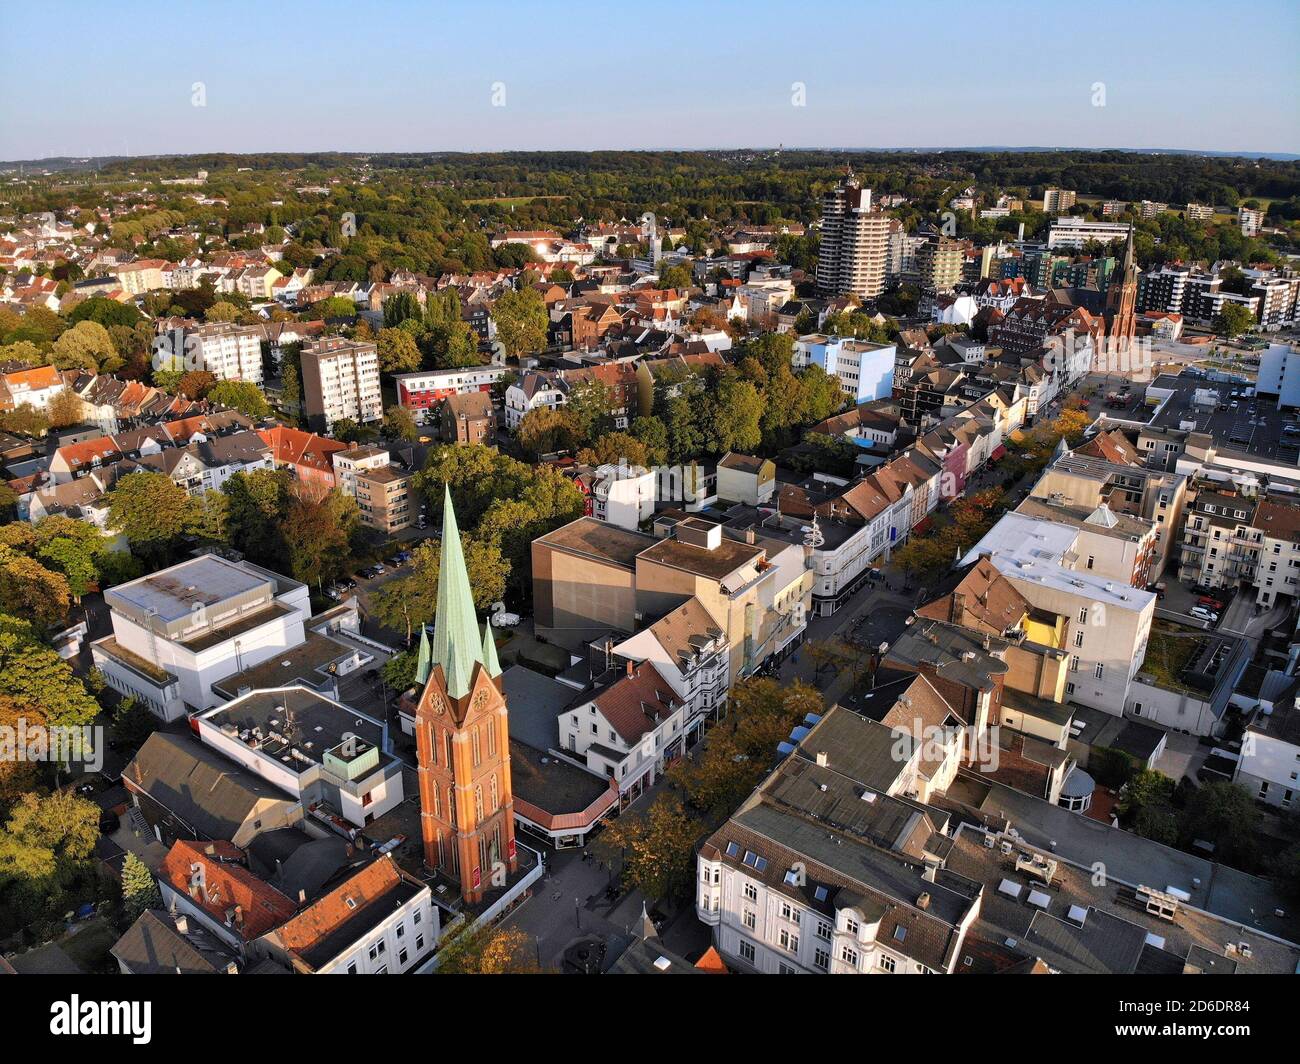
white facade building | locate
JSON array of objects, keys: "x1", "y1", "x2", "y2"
[{"x1": 91, "y1": 555, "x2": 313, "y2": 719}]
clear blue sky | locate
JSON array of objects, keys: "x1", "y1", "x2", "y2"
[{"x1": 2, "y1": 0, "x2": 1297, "y2": 160}]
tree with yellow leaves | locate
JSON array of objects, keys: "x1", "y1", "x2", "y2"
[{"x1": 434, "y1": 919, "x2": 544, "y2": 975}]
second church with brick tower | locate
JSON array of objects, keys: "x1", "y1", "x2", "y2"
[{"x1": 413, "y1": 486, "x2": 518, "y2": 904}]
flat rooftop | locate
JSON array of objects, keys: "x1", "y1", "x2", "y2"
[
  {"x1": 637, "y1": 535, "x2": 763, "y2": 581},
  {"x1": 1015, "y1": 496, "x2": 1153, "y2": 542},
  {"x1": 509, "y1": 738, "x2": 614, "y2": 819},
  {"x1": 501, "y1": 664, "x2": 575, "y2": 752},
  {"x1": 536, "y1": 517, "x2": 655, "y2": 569},
  {"x1": 1122, "y1": 372, "x2": 1300, "y2": 467},
  {"x1": 994, "y1": 554, "x2": 1156, "y2": 613},
  {"x1": 201, "y1": 686, "x2": 386, "y2": 773},
  {"x1": 960, "y1": 512, "x2": 1080, "y2": 569},
  {"x1": 106, "y1": 554, "x2": 269, "y2": 623},
  {"x1": 960, "y1": 777, "x2": 1300, "y2": 944},
  {"x1": 945, "y1": 819, "x2": 1300, "y2": 974},
  {"x1": 211, "y1": 630, "x2": 359, "y2": 700},
  {"x1": 178, "y1": 600, "x2": 299, "y2": 651}
]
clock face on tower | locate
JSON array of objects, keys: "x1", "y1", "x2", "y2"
[{"x1": 472, "y1": 688, "x2": 490, "y2": 714}]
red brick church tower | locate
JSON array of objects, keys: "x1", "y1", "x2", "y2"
[
  {"x1": 414, "y1": 486, "x2": 517, "y2": 903},
  {"x1": 1104, "y1": 227, "x2": 1139, "y2": 359}
]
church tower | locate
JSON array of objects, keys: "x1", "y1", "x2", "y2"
[
  {"x1": 414, "y1": 486, "x2": 517, "y2": 903},
  {"x1": 1105, "y1": 226, "x2": 1139, "y2": 358}
]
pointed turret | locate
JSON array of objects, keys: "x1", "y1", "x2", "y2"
[
  {"x1": 430, "y1": 485, "x2": 484, "y2": 700},
  {"x1": 414, "y1": 624, "x2": 431, "y2": 686},
  {"x1": 481, "y1": 621, "x2": 502, "y2": 681}
]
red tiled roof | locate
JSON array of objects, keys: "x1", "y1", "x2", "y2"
[
  {"x1": 593, "y1": 664, "x2": 680, "y2": 744},
  {"x1": 269, "y1": 856, "x2": 408, "y2": 963},
  {"x1": 160, "y1": 839, "x2": 296, "y2": 942},
  {"x1": 257, "y1": 425, "x2": 348, "y2": 474}
]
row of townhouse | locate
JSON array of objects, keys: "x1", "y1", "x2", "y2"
[{"x1": 787, "y1": 388, "x2": 1029, "y2": 615}]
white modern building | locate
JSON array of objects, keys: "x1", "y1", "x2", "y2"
[
  {"x1": 794, "y1": 335, "x2": 897, "y2": 404},
  {"x1": 195, "y1": 685, "x2": 404, "y2": 828},
  {"x1": 590, "y1": 462, "x2": 656, "y2": 529},
  {"x1": 91, "y1": 554, "x2": 314, "y2": 719},
  {"x1": 182, "y1": 323, "x2": 265, "y2": 383},
  {"x1": 989, "y1": 551, "x2": 1156, "y2": 714},
  {"x1": 1047, "y1": 218, "x2": 1133, "y2": 251}
]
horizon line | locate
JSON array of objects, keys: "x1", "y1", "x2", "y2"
[{"x1": 3, "y1": 144, "x2": 1299, "y2": 167}]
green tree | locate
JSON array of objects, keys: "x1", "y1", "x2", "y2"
[
  {"x1": 383, "y1": 404, "x2": 419, "y2": 443},
  {"x1": 565, "y1": 379, "x2": 617, "y2": 444},
  {"x1": 0, "y1": 548, "x2": 71, "y2": 629},
  {"x1": 434, "y1": 920, "x2": 543, "y2": 974},
  {"x1": 0, "y1": 614, "x2": 100, "y2": 727},
  {"x1": 107, "y1": 472, "x2": 197, "y2": 564},
  {"x1": 515, "y1": 406, "x2": 579, "y2": 457},
  {"x1": 281, "y1": 491, "x2": 358, "y2": 588},
  {"x1": 594, "y1": 794, "x2": 703, "y2": 902},
  {"x1": 1212, "y1": 302, "x2": 1255, "y2": 338},
  {"x1": 492, "y1": 287, "x2": 548, "y2": 358},
  {"x1": 223, "y1": 468, "x2": 292, "y2": 564},
  {"x1": 204, "y1": 301, "x2": 241, "y2": 323},
  {"x1": 120, "y1": 852, "x2": 162, "y2": 921},
  {"x1": 670, "y1": 679, "x2": 823, "y2": 817},
  {"x1": 371, "y1": 534, "x2": 508, "y2": 643},
  {"x1": 208, "y1": 379, "x2": 271, "y2": 418},
  {"x1": 377, "y1": 327, "x2": 422, "y2": 374},
  {"x1": 1179, "y1": 781, "x2": 1261, "y2": 868},
  {"x1": 111, "y1": 696, "x2": 157, "y2": 755},
  {"x1": 0, "y1": 789, "x2": 99, "y2": 886},
  {"x1": 576, "y1": 432, "x2": 652, "y2": 469},
  {"x1": 51, "y1": 320, "x2": 116, "y2": 371}
]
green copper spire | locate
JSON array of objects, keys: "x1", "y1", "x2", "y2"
[
  {"x1": 431, "y1": 484, "x2": 483, "y2": 699},
  {"x1": 481, "y1": 621, "x2": 501, "y2": 681},
  {"x1": 414, "y1": 624, "x2": 431, "y2": 686}
]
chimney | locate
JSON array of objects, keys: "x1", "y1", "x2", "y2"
[
  {"x1": 173, "y1": 913, "x2": 189, "y2": 935},
  {"x1": 917, "y1": 891, "x2": 932, "y2": 910},
  {"x1": 225, "y1": 961, "x2": 239, "y2": 975},
  {"x1": 951, "y1": 590, "x2": 966, "y2": 624},
  {"x1": 626, "y1": 659, "x2": 634, "y2": 678},
  {"x1": 298, "y1": 888, "x2": 307, "y2": 904},
  {"x1": 815, "y1": 751, "x2": 828, "y2": 767}
]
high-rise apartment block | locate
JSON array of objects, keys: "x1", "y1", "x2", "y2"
[
  {"x1": 299, "y1": 337, "x2": 382, "y2": 432},
  {"x1": 815, "y1": 176, "x2": 891, "y2": 299}
]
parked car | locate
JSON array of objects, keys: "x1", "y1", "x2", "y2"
[{"x1": 1189, "y1": 605, "x2": 1218, "y2": 623}]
